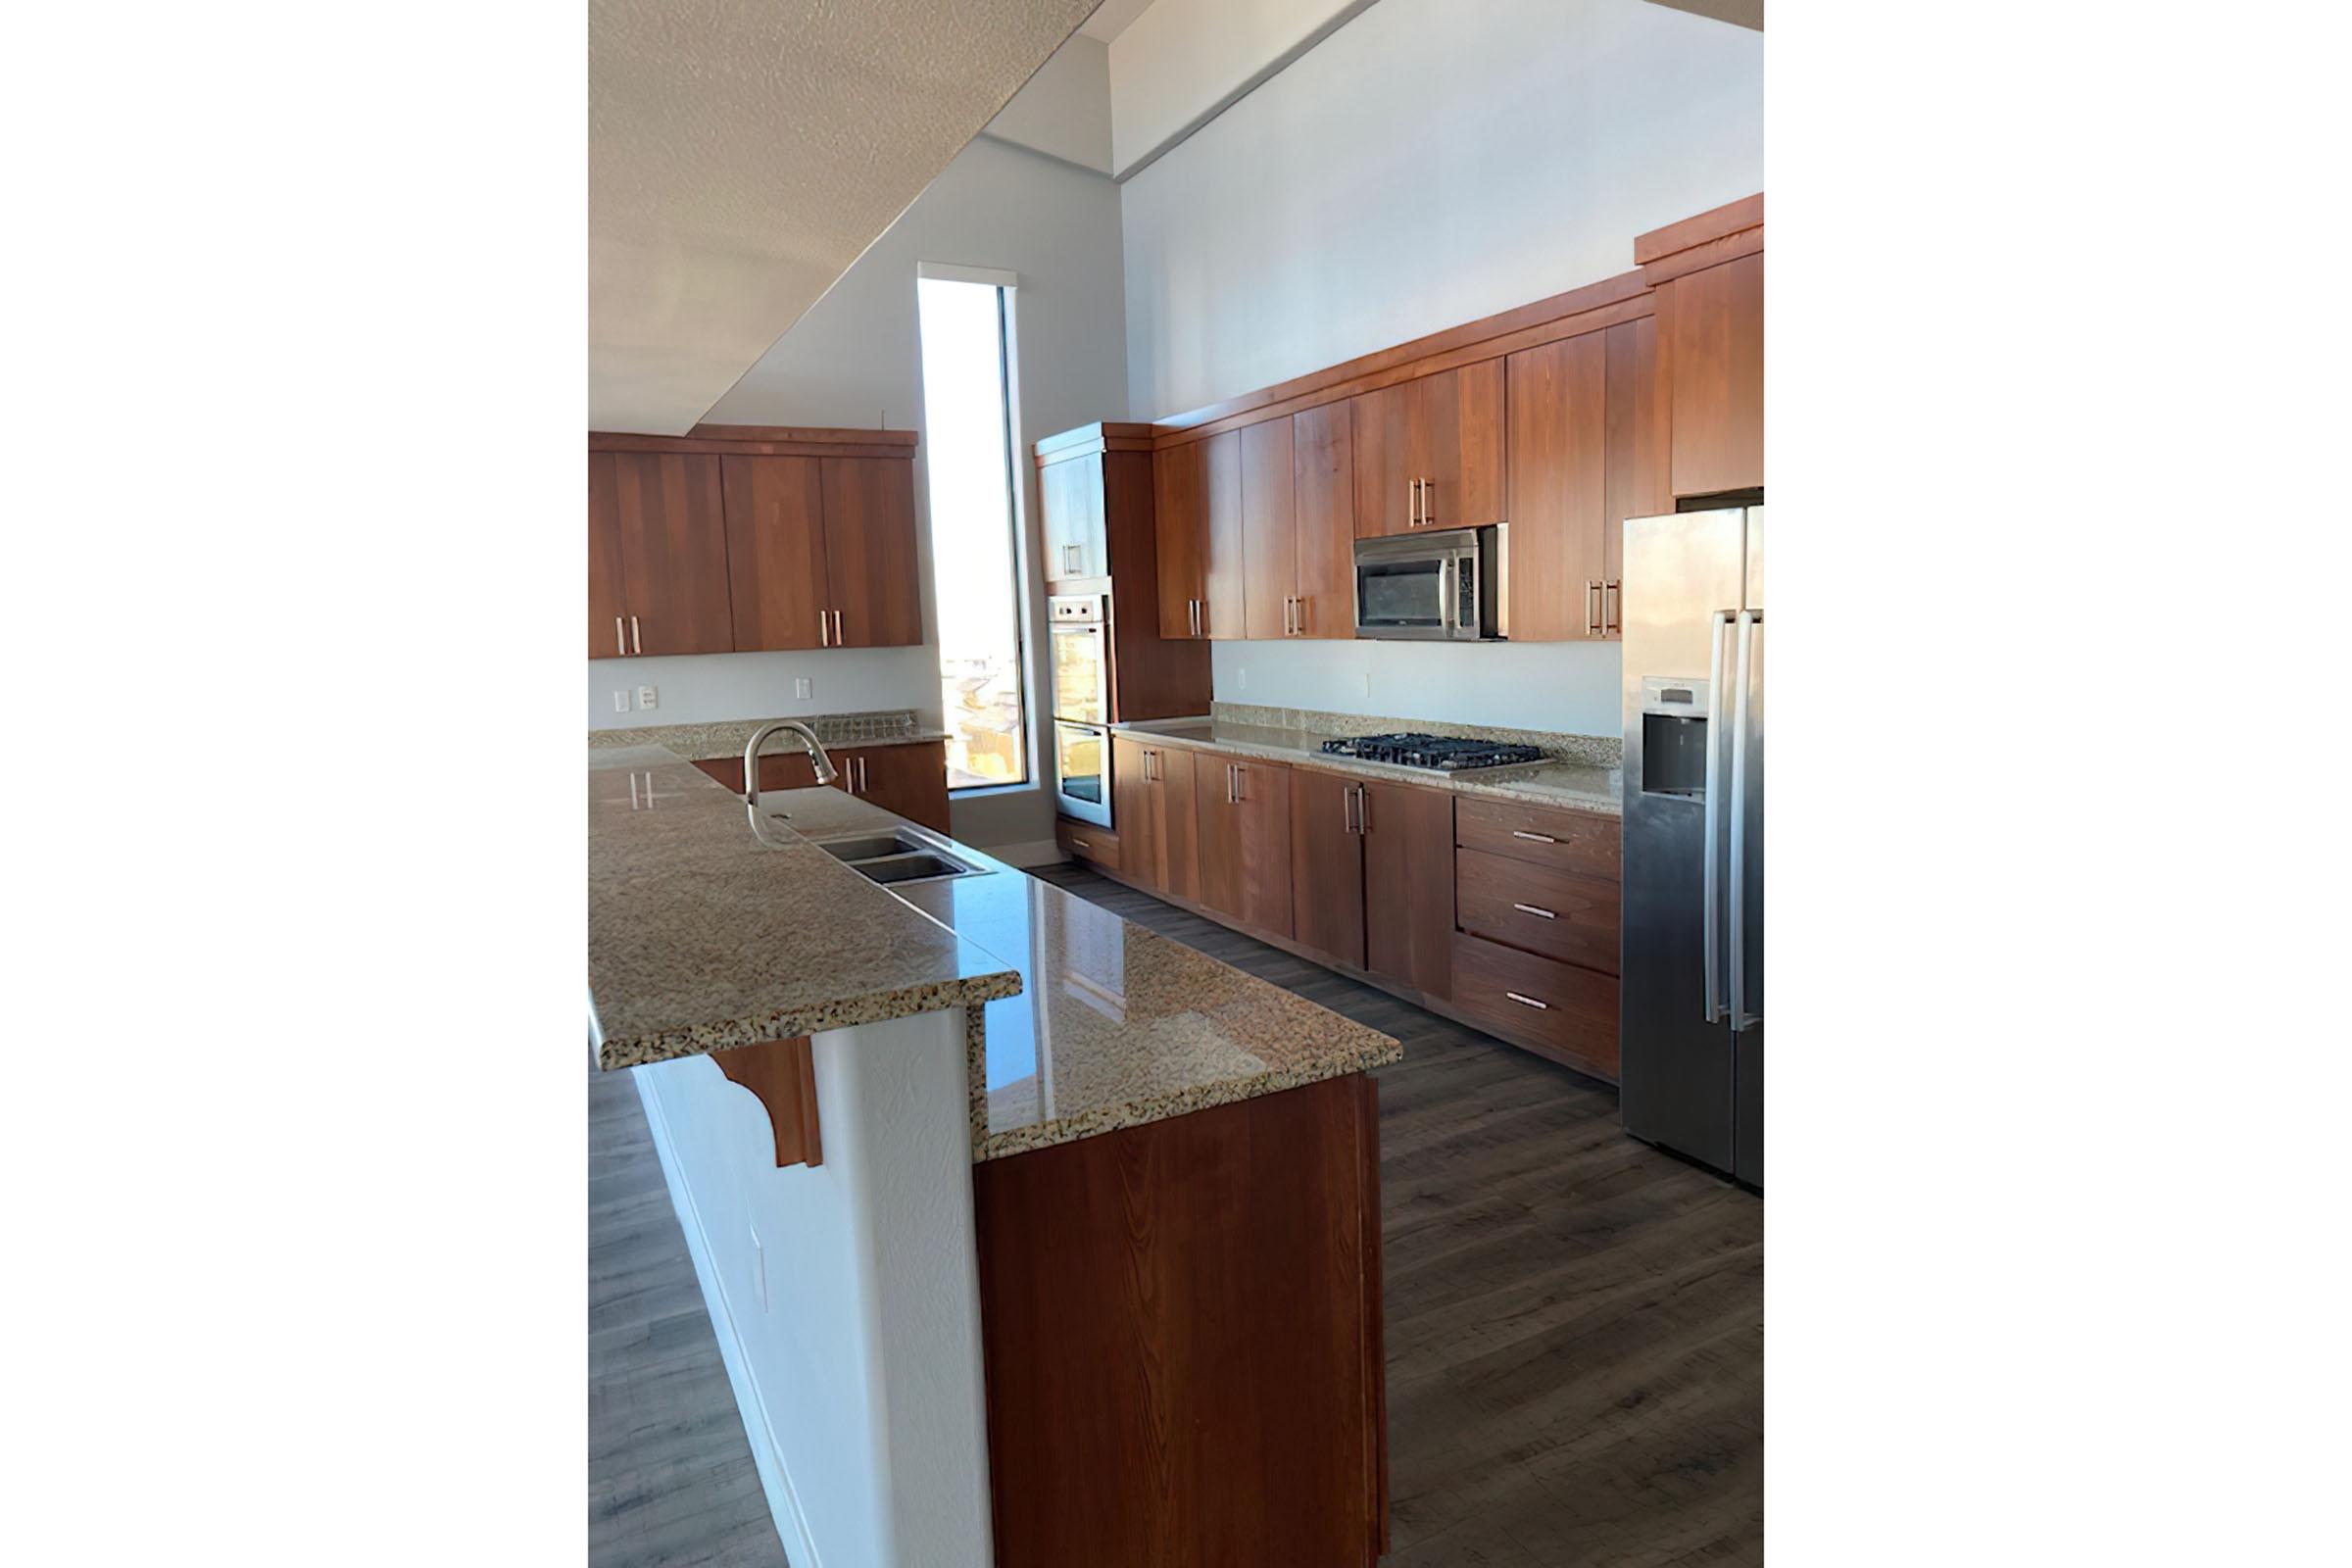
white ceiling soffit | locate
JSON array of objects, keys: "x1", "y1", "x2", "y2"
[
  {"x1": 1080, "y1": 0, "x2": 1155, "y2": 42},
  {"x1": 1645, "y1": 0, "x2": 1763, "y2": 29},
  {"x1": 590, "y1": 0, "x2": 1102, "y2": 434}
]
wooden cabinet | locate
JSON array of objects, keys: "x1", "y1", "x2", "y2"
[
  {"x1": 1289, "y1": 402, "x2": 1356, "y2": 639},
  {"x1": 1451, "y1": 798, "x2": 1620, "y2": 1078},
  {"x1": 1361, "y1": 781, "x2": 1455, "y2": 1001},
  {"x1": 1350, "y1": 360, "x2": 1504, "y2": 537},
  {"x1": 1455, "y1": 796, "x2": 1621, "y2": 881},
  {"x1": 1661, "y1": 251, "x2": 1763, "y2": 499},
  {"x1": 720, "y1": 455, "x2": 830, "y2": 651},
  {"x1": 1055, "y1": 815, "x2": 1120, "y2": 872},
  {"x1": 693, "y1": 739, "x2": 949, "y2": 833},
  {"x1": 1290, "y1": 769, "x2": 1367, "y2": 968},
  {"x1": 1455, "y1": 846, "x2": 1619, "y2": 975},
  {"x1": 589, "y1": 452, "x2": 628, "y2": 658},
  {"x1": 819, "y1": 458, "x2": 923, "y2": 648},
  {"x1": 609, "y1": 452, "x2": 736, "y2": 656},
  {"x1": 1113, "y1": 736, "x2": 1200, "y2": 900},
  {"x1": 1196, "y1": 754, "x2": 1292, "y2": 936},
  {"x1": 1451, "y1": 931, "x2": 1620, "y2": 1081},
  {"x1": 1506, "y1": 318, "x2": 1664, "y2": 642},
  {"x1": 1154, "y1": 430, "x2": 1244, "y2": 640},
  {"x1": 1240, "y1": 418, "x2": 1294, "y2": 640}
]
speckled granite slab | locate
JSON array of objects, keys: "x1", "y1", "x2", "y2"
[
  {"x1": 1114, "y1": 714, "x2": 1624, "y2": 817},
  {"x1": 591, "y1": 751, "x2": 1399, "y2": 1162},
  {"x1": 589, "y1": 759, "x2": 1020, "y2": 1069},
  {"x1": 589, "y1": 709, "x2": 950, "y2": 762}
]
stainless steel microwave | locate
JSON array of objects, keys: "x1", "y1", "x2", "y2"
[{"x1": 1352, "y1": 524, "x2": 1507, "y2": 641}]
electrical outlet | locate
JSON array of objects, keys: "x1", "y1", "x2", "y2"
[
  {"x1": 793, "y1": 676, "x2": 812, "y2": 700},
  {"x1": 612, "y1": 690, "x2": 629, "y2": 713},
  {"x1": 637, "y1": 685, "x2": 658, "y2": 710}
]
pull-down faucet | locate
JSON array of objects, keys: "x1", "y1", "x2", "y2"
[{"x1": 742, "y1": 720, "x2": 839, "y2": 811}]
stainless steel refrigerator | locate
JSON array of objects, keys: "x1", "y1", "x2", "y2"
[{"x1": 1620, "y1": 507, "x2": 1763, "y2": 1187}]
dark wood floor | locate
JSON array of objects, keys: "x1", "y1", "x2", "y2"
[{"x1": 588, "y1": 864, "x2": 1761, "y2": 1568}]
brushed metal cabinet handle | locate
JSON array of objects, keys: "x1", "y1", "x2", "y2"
[
  {"x1": 1232, "y1": 762, "x2": 1246, "y2": 803},
  {"x1": 1420, "y1": 477, "x2": 1433, "y2": 528},
  {"x1": 819, "y1": 611, "x2": 830, "y2": 647},
  {"x1": 630, "y1": 614, "x2": 642, "y2": 655},
  {"x1": 1587, "y1": 580, "x2": 1602, "y2": 637},
  {"x1": 1512, "y1": 903, "x2": 1557, "y2": 920},
  {"x1": 1071, "y1": 836, "x2": 1089, "y2": 850},
  {"x1": 1355, "y1": 783, "x2": 1370, "y2": 833},
  {"x1": 1295, "y1": 595, "x2": 1306, "y2": 635},
  {"x1": 1603, "y1": 579, "x2": 1621, "y2": 637},
  {"x1": 1505, "y1": 991, "x2": 1550, "y2": 1010},
  {"x1": 614, "y1": 615, "x2": 626, "y2": 657},
  {"x1": 832, "y1": 609, "x2": 845, "y2": 645},
  {"x1": 1510, "y1": 829, "x2": 1558, "y2": 845}
]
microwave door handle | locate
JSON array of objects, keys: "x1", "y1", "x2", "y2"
[
  {"x1": 1702, "y1": 610, "x2": 1734, "y2": 1024},
  {"x1": 1437, "y1": 557, "x2": 1457, "y2": 635},
  {"x1": 1730, "y1": 610, "x2": 1760, "y2": 1031},
  {"x1": 1457, "y1": 556, "x2": 1477, "y2": 634}
]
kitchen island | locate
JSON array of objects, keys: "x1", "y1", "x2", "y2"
[{"x1": 589, "y1": 745, "x2": 1399, "y2": 1567}]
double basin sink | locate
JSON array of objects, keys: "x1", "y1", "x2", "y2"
[{"x1": 812, "y1": 828, "x2": 988, "y2": 886}]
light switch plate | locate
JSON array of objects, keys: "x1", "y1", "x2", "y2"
[
  {"x1": 612, "y1": 690, "x2": 629, "y2": 713},
  {"x1": 793, "y1": 677, "x2": 812, "y2": 699},
  {"x1": 637, "y1": 685, "x2": 658, "y2": 710}
]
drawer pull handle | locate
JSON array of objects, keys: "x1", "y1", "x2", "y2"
[
  {"x1": 1505, "y1": 991, "x2": 1550, "y2": 1010},
  {"x1": 1071, "y1": 838, "x2": 1089, "y2": 850},
  {"x1": 1512, "y1": 903, "x2": 1556, "y2": 920},
  {"x1": 1511, "y1": 830, "x2": 1558, "y2": 845}
]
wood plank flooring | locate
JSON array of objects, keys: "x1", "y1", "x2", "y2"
[{"x1": 587, "y1": 864, "x2": 1761, "y2": 1568}]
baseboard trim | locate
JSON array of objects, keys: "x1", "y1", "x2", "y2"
[{"x1": 634, "y1": 1067, "x2": 823, "y2": 1568}]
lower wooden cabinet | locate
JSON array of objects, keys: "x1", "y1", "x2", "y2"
[
  {"x1": 1113, "y1": 736, "x2": 1200, "y2": 900},
  {"x1": 1196, "y1": 755, "x2": 1293, "y2": 937},
  {"x1": 691, "y1": 739, "x2": 949, "y2": 833},
  {"x1": 1290, "y1": 769, "x2": 1367, "y2": 968},
  {"x1": 1451, "y1": 930, "x2": 1620, "y2": 1080},
  {"x1": 1054, "y1": 815, "x2": 1120, "y2": 872},
  {"x1": 1361, "y1": 781, "x2": 1456, "y2": 1001},
  {"x1": 1455, "y1": 845, "x2": 1620, "y2": 976}
]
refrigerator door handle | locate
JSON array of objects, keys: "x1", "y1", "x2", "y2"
[
  {"x1": 1730, "y1": 609, "x2": 1761, "y2": 1031},
  {"x1": 1702, "y1": 609, "x2": 1734, "y2": 1024}
]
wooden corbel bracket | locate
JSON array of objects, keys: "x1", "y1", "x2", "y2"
[{"x1": 711, "y1": 1036, "x2": 823, "y2": 1168}]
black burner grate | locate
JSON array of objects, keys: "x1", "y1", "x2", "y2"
[{"x1": 1319, "y1": 732, "x2": 1545, "y2": 770}]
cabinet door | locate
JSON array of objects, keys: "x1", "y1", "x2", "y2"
[
  {"x1": 1152, "y1": 443, "x2": 1206, "y2": 637},
  {"x1": 1506, "y1": 331, "x2": 1608, "y2": 642},
  {"x1": 720, "y1": 456, "x2": 831, "y2": 652},
  {"x1": 1601, "y1": 314, "x2": 1668, "y2": 634},
  {"x1": 1157, "y1": 745, "x2": 1200, "y2": 903},
  {"x1": 1349, "y1": 380, "x2": 1418, "y2": 537},
  {"x1": 1199, "y1": 757, "x2": 1293, "y2": 936},
  {"x1": 1290, "y1": 403, "x2": 1355, "y2": 639},
  {"x1": 1112, "y1": 736, "x2": 1159, "y2": 893},
  {"x1": 1415, "y1": 360, "x2": 1505, "y2": 532},
  {"x1": 1290, "y1": 770, "x2": 1365, "y2": 968},
  {"x1": 1201, "y1": 428, "x2": 1246, "y2": 640},
  {"x1": 612, "y1": 452, "x2": 735, "y2": 656},
  {"x1": 846, "y1": 741, "x2": 951, "y2": 832},
  {"x1": 1240, "y1": 417, "x2": 1295, "y2": 640},
  {"x1": 1040, "y1": 452, "x2": 1104, "y2": 582},
  {"x1": 589, "y1": 452, "x2": 628, "y2": 659},
  {"x1": 1665, "y1": 252, "x2": 1763, "y2": 499},
  {"x1": 1362, "y1": 781, "x2": 1454, "y2": 1001},
  {"x1": 820, "y1": 458, "x2": 923, "y2": 648}
]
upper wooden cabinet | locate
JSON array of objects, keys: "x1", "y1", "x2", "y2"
[
  {"x1": 1040, "y1": 450, "x2": 1107, "y2": 583},
  {"x1": 607, "y1": 451, "x2": 735, "y2": 657},
  {"x1": 1152, "y1": 429, "x2": 1243, "y2": 640},
  {"x1": 819, "y1": 457, "x2": 922, "y2": 648},
  {"x1": 1240, "y1": 418, "x2": 1295, "y2": 640},
  {"x1": 590, "y1": 427, "x2": 922, "y2": 660},
  {"x1": 1288, "y1": 403, "x2": 1356, "y2": 639},
  {"x1": 1351, "y1": 360, "x2": 1504, "y2": 537},
  {"x1": 1506, "y1": 317, "x2": 1665, "y2": 642},
  {"x1": 1651, "y1": 240, "x2": 1762, "y2": 499}
]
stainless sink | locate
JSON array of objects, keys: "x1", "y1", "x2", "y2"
[{"x1": 810, "y1": 829, "x2": 987, "y2": 885}]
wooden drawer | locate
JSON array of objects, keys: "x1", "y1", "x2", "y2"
[
  {"x1": 1455, "y1": 796, "x2": 1620, "y2": 881},
  {"x1": 1056, "y1": 816, "x2": 1121, "y2": 872},
  {"x1": 1450, "y1": 931, "x2": 1619, "y2": 1080},
  {"x1": 1454, "y1": 847, "x2": 1619, "y2": 975}
]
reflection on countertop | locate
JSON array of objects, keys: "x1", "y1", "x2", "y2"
[{"x1": 1111, "y1": 715, "x2": 1623, "y2": 817}]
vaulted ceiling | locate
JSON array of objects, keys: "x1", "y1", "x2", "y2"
[{"x1": 589, "y1": 0, "x2": 1102, "y2": 433}]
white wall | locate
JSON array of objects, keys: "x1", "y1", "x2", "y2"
[
  {"x1": 1105, "y1": 0, "x2": 1369, "y2": 175},
  {"x1": 634, "y1": 1009, "x2": 993, "y2": 1568},
  {"x1": 593, "y1": 46, "x2": 1130, "y2": 848},
  {"x1": 1122, "y1": 0, "x2": 1762, "y2": 735}
]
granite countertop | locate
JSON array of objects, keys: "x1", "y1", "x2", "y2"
[
  {"x1": 1110, "y1": 717, "x2": 1624, "y2": 817},
  {"x1": 589, "y1": 713, "x2": 954, "y2": 763},
  {"x1": 589, "y1": 753, "x2": 1020, "y2": 1069},
  {"x1": 590, "y1": 747, "x2": 1399, "y2": 1161}
]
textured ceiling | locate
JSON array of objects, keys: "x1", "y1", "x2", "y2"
[{"x1": 590, "y1": 0, "x2": 1102, "y2": 433}]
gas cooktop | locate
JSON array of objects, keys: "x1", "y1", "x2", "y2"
[{"x1": 1318, "y1": 733, "x2": 1546, "y2": 771}]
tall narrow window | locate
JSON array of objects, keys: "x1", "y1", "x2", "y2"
[{"x1": 916, "y1": 274, "x2": 1028, "y2": 789}]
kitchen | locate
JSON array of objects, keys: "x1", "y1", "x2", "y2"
[{"x1": 586, "y1": 4, "x2": 1765, "y2": 1563}]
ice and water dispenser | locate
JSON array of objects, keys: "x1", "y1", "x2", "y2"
[{"x1": 1638, "y1": 674, "x2": 1711, "y2": 798}]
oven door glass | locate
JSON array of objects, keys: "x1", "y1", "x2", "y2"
[
  {"x1": 1050, "y1": 624, "x2": 1107, "y2": 725},
  {"x1": 1054, "y1": 721, "x2": 1111, "y2": 825},
  {"x1": 1356, "y1": 557, "x2": 1449, "y2": 631}
]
